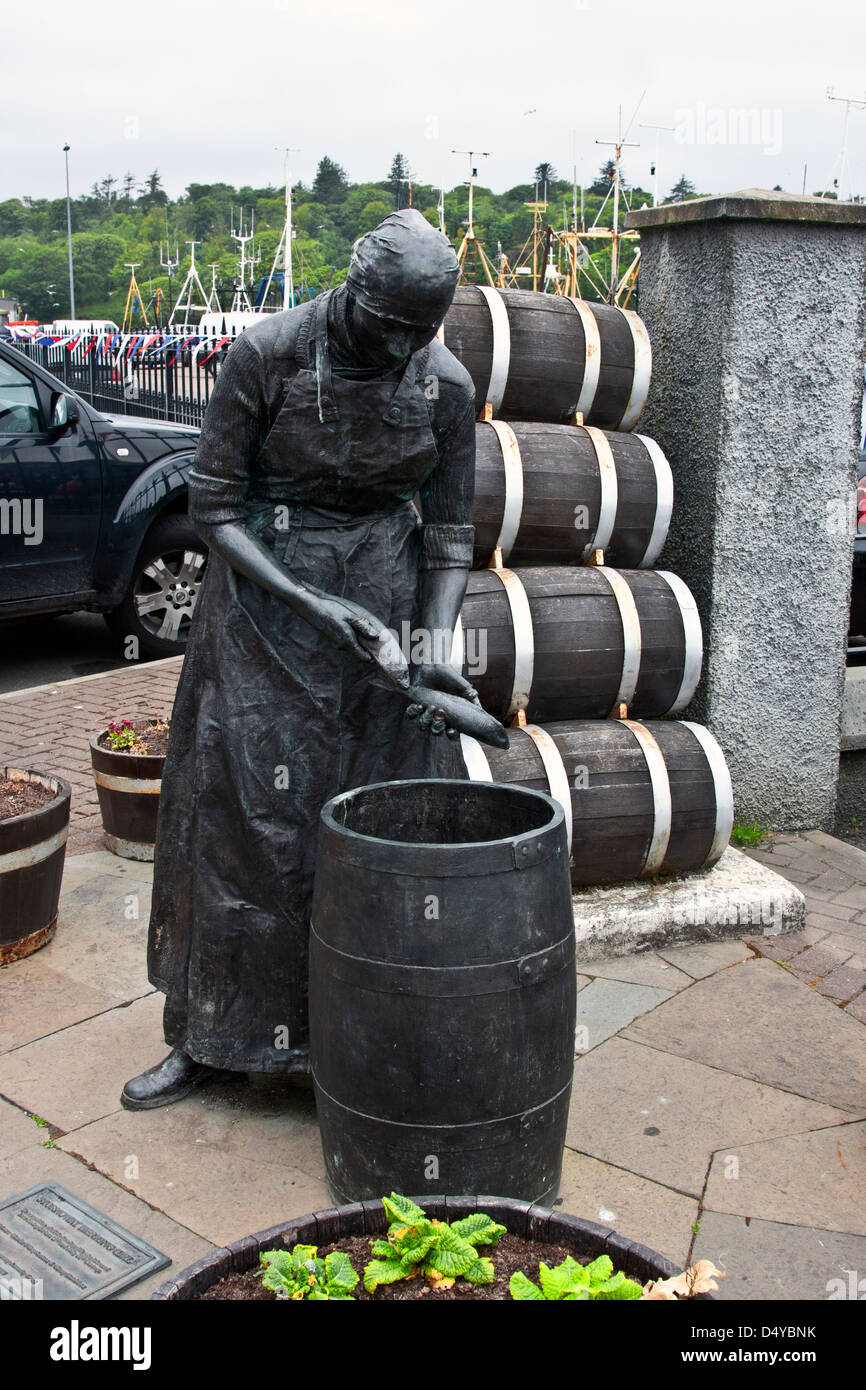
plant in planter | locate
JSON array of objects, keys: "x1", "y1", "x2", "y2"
[
  {"x1": 259, "y1": 1246, "x2": 359, "y2": 1301},
  {"x1": 89, "y1": 717, "x2": 169, "y2": 861},
  {"x1": 361, "y1": 1193, "x2": 506, "y2": 1292},
  {"x1": 0, "y1": 768, "x2": 72, "y2": 963},
  {"x1": 510, "y1": 1253, "x2": 643, "y2": 1300}
]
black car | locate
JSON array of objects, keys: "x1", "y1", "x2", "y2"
[{"x1": 0, "y1": 340, "x2": 204, "y2": 659}]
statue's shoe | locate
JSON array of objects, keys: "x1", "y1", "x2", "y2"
[{"x1": 120, "y1": 1049, "x2": 216, "y2": 1110}]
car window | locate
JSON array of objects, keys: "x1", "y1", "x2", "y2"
[{"x1": 0, "y1": 358, "x2": 42, "y2": 434}]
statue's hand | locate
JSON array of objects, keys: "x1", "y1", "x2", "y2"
[
  {"x1": 406, "y1": 662, "x2": 482, "y2": 739},
  {"x1": 299, "y1": 592, "x2": 379, "y2": 664}
]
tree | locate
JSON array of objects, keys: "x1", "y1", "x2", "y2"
[
  {"x1": 312, "y1": 156, "x2": 348, "y2": 204},
  {"x1": 388, "y1": 153, "x2": 412, "y2": 209},
  {"x1": 90, "y1": 175, "x2": 118, "y2": 203},
  {"x1": 121, "y1": 171, "x2": 137, "y2": 203},
  {"x1": 139, "y1": 170, "x2": 168, "y2": 211},
  {"x1": 589, "y1": 160, "x2": 627, "y2": 196},
  {"x1": 534, "y1": 162, "x2": 557, "y2": 190},
  {"x1": 358, "y1": 199, "x2": 391, "y2": 233},
  {"x1": 668, "y1": 174, "x2": 696, "y2": 203}
]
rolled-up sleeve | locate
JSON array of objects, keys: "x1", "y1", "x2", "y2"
[
  {"x1": 418, "y1": 393, "x2": 476, "y2": 570},
  {"x1": 188, "y1": 333, "x2": 267, "y2": 526}
]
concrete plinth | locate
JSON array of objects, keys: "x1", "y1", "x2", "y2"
[
  {"x1": 627, "y1": 189, "x2": 866, "y2": 830},
  {"x1": 572, "y1": 847, "x2": 805, "y2": 961}
]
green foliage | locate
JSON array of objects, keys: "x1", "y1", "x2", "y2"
[
  {"x1": 668, "y1": 174, "x2": 697, "y2": 203},
  {"x1": 258, "y1": 1244, "x2": 359, "y2": 1301},
  {"x1": 510, "y1": 1254, "x2": 642, "y2": 1301},
  {"x1": 312, "y1": 156, "x2": 348, "y2": 204},
  {"x1": 362, "y1": 1193, "x2": 504, "y2": 1293},
  {"x1": 730, "y1": 819, "x2": 768, "y2": 846}
]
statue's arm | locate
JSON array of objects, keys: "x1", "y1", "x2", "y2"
[{"x1": 413, "y1": 388, "x2": 477, "y2": 699}]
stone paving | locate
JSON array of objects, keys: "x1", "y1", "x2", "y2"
[{"x1": 1, "y1": 665, "x2": 865, "y2": 1300}]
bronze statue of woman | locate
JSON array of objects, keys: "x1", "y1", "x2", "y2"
[{"x1": 121, "y1": 209, "x2": 483, "y2": 1107}]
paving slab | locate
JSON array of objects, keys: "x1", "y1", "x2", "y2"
[
  {"x1": 56, "y1": 1074, "x2": 331, "y2": 1247},
  {"x1": 813, "y1": 965, "x2": 866, "y2": 1005},
  {"x1": 566, "y1": 1037, "x2": 849, "y2": 1196},
  {"x1": 579, "y1": 952, "x2": 693, "y2": 991},
  {"x1": 692, "y1": 1210, "x2": 866, "y2": 1301},
  {"x1": 800, "y1": 895, "x2": 858, "y2": 923},
  {"x1": 36, "y1": 858, "x2": 154, "y2": 1003},
  {"x1": 575, "y1": 978, "x2": 673, "y2": 1053},
  {"x1": 829, "y1": 885, "x2": 866, "y2": 911},
  {"x1": 657, "y1": 939, "x2": 755, "y2": 979},
  {"x1": 0, "y1": 1139, "x2": 214, "y2": 1300},
  {"x1": 0, "y1": 993, "x2": 166, "y2": 1133},
  {"x1": 557, "y1": 1148, "x2": 698, "y2": 1269},
  {"x1": 622, "y1": 959, "x2": 866, "y2": 1112},
  {"x1": 0, "y1": 960, "x2": 123, "y2": 1055},
  {"x1": 845, "y1": 994, "x2": 866, "y2": 1023},
  {"x1": 784, "y1": 940, "x2": 859, "y2": 980},
  {"x1": 744, "y1": 927, "x2": 829, "y2": 961},
  {"x1": 805, "y1": 912, "x2": 865, "y2": 940},
  {"x1": 702, "y1": 1121, "x2": 866, "y2": 1234},
  {"x1": 0, "y1": 1096, "x2": 48, "y2": 1158}
]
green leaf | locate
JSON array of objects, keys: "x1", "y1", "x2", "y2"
[
  {"x1": 369, "y1": 1239, "x2": 394, "y2": 1260},
  {"x1": 538, "y1": 1259, "x2": 590, "y2": 1300},
  {"x1": 363, "y1": 1258, "x2": 410, "y2": 1294},
  {"x1": 382, "y1": 1193, "x2": 426, "y2": 1225},
  {"x1": 595, "y1": 1274, "x2": 643, "y2": 1301},
  {"x1": 464, "y1": 1256, "x2": 495, "y2": 1285},
  {"x1": 398, "y1": 1233, "x2": 437, "y2": 1270},
  {"x1": 259, "y1": 1249, "x2": 296, "y2": 1279},
  {"x1": 260, "y1": 1266, "x2": 297, "y2": 1293},
  {"x1": 450, "y1": 1213, "x2": 508, "y2": 1248},
  {"x1": 390, "y1": 1217, "x2": 435, "y2": 1257},
  {"x1": 583, "y1": 1254, "x2": 613, "y2": 1287},
  {"x1": 291, "y1": 1244, "x2": 319, "y2": 1272},
  {"x1": 510, "y1": 1270, "x2": 545, "y2": 1300},
  {"x1": 423, "y1": 1226, "x2": 478, "y2": 1279},
  {"x1": 325, "y1": 1251, "x2": 359, "y2": 1293}
]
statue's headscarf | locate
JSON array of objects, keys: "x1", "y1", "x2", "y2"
[{"x1": 346, "y1": 208, "x2": 459, "y2": 327}]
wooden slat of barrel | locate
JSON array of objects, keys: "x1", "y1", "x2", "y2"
[
  {"x1": 471, "y1": 422, "x2": 669, "y2": 569},
  {"x1": 443, "y1": 287, "x2": 649, "y2": 430},
  {"x1": 468, "y1": 720, "x2": 731, "y2": 886}
]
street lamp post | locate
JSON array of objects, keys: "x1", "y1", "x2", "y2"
[{"x1": 63, "y1": 143, "x2": 76, "y2": 319}]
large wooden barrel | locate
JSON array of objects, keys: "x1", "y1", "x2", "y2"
[
  {"x1": 309, "y1": 778, "x2": 576, "y2": 1205},
  {"x1": 472, "y1": 420, "x2": 672, "y2": 569},
  {"x1": 459, "y1": 720, "x2": 733, "y2": 887},
  {"x1": 455, "y1": 566, "x2": 702, "y2": 722},
  {"x1": 441, "y1": 286, "x2": 651, "y2": 430},
  {"x1": 0, "y1": 769, "x2": 71, "y2": 963}
]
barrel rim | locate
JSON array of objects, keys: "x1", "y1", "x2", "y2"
[
  {"x1": 0, "y1": 767, "x2": 72, "y2": 839},
  {"x1": 89, "y1": 720, "x2": 168, "y2": 777},
  {"x1": 320, "y1": 776, "x2": 565, "y2": 852}
]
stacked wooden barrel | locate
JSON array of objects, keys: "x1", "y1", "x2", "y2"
[{"x1": 447, "y1": 288, "x2": 733, "y2": 888}]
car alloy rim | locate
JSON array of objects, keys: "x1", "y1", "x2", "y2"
[{"x1": 133, "y1": 548, "x2": 207, "y2": 642}]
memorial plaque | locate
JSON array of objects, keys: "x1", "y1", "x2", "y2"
[{"x1": 0, "y1": 1183, "x2": 170, "y2": 1299}]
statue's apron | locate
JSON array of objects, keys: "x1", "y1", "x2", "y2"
[{"x1": 148, "y1": 294, "x2": 465, "y2": 1072}]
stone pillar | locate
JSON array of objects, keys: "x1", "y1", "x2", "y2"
[{"x1": 626, "y1": 190, "x2": 866, "y2": 830}]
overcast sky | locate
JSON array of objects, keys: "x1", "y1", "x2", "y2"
[{"x1": 2, "y1": 0, "x2": 865, "y2": 207}]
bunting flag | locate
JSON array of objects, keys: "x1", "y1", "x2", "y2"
[
  {"x1": 199, "y1": 334, "x2": 231, "y2": 364},
  {"x1": 64, "y1": 331, "x2": 83, "y2": 351}
]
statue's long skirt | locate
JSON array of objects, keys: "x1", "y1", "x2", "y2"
[{"x1": 147, "y1": 502, "x2": 464, "y2": 1072}]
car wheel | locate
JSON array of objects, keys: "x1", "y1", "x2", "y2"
[{"x1": 106, "y1": 515, "x2": 208, "y2": 660}]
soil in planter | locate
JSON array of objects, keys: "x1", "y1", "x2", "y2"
[
  {"x1": 98, "y1": 719, "x2": 170, "y2": 757},
  {"x1": 0, "y1": 778, "x2": 57, "y2": 821},
  {"x1": 196, "y1": 1232, "x2": 599, "y2": 1301}
]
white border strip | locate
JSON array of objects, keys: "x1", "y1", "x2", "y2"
[
  {"x1": 478, "y1": 286, "x2": 511, "y2": 413},
  {"x1": 635, "y1": 434, "x2": 674, "y2": 568},
  {"x1": 583, "y1": 425, "x2": 619, "y2": 558},
  {"x1": 0, "y1": 824, "x2": 68, "y2": 872},
  {"x1": 617, "y1": 309, "x2": 652, "y2": 431},
  {"x1": 493, "y1": 568, "x2": 534, "y2": 717},
  {"x1": 623, "y1": 720, "x2": 672, "y2": 876},
  {"x1": 93, "y1": 771, "x2": 162, "y2": 794},
  {"x1": 488, "y1": 420, "x2": 524, "y2": 561},
  {"x1": 525, "y1": 724, "x2": 573, "y2": 852},
  {"x1": 596, "y1": 567, "x2": 642, "y2": 711},
  {"x1": 450, "y1": 613, "x2": 465, "y2": 673},
  {"x1": 459, "y1": 733, "x2": 493, "y2": 782},
  {"x1": 569, "y1": 298, "x2": 601, "y2": 418},
  {"x1": 656, "y1": 571, "x2": 703, "y2": 713},
  {"x1": 680, "y1": 721, "x2": 735, "y2": 867}
]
